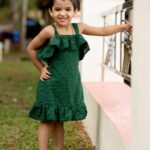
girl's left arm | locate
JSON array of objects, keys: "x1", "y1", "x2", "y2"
[{"x1": 78, "y1": 23, "x2": 132, "y2": 36}]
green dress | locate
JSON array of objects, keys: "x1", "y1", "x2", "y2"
[{"x1": 29, "y1": 23, "x2": 90, "y2": 122}]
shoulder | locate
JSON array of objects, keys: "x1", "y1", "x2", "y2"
[
  {"x1": 27, "y1": 25, "x2": 55, "y2": 50},
  {"x1": 39, "y1": 25, "x2": 55, "y2": 40},
  {"x1": 77, "y1": 23, "x2": 89, "y2": 34}
]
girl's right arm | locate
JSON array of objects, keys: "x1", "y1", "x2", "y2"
[{"x1": 27, "y1": 25, "x2": 54, "y2": 80}]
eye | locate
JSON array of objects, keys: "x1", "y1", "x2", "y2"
[
  {"x1": 66, "y1": 8, "x2": 72, "y2": 11},
  {"x1": 54, "y1": 8, "x2": 61, "y2": 11}
]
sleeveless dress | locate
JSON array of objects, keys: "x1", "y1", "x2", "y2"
[{"x1": 29, "y1": 23, "x2": 90, "y2": 122}]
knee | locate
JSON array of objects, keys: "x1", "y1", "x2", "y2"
[
  {"x1": 40, "y1": 120, "x2": 56, "y2": 126},
  {"x1": 40, "y1": 121, "x2": 64, "y2": 127}
]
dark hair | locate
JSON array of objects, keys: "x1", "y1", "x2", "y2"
[{"x1": 47, "y1": 0, "x2": 80, "y2": 10}]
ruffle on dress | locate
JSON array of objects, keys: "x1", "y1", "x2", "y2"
[
  {"x1": 29, "y1": 102, "x2": 87, "y2": 122},
  {"x1": 36, "y1": 34, "x2": 90, "y2": 62}
]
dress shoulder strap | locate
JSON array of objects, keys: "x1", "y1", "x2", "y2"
[
  {"x1": 72, "y1": 23, "x2": 80, "y2": 34},
  {"x1": 52, "y1": 24, "x2": 59, "y2": 35}
]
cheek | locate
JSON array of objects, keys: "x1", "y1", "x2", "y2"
[
  {"x1": 53, "y1": 13, "x2": 59, "y2": 17},
  {"x1": 68, "y1": 11, "x2": 75, "y2": 16}
]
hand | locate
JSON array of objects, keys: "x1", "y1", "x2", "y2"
[
  {"x1": 122, "y1": 23, "x2": 133, "y2": 32},
  {"x1": 40, "y1": 65, "x2": 52, "y2": 81}
]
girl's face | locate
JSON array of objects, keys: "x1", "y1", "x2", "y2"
[{"x1": 49, "y1": 0, "x2": 77, "y2": 26}]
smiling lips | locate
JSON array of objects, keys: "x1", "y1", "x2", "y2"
[{"x1": 58, "y1": 18, "x2": 67, "y2": 22}]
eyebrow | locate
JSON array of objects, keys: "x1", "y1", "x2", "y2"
[{"x1": 54, "y1": 6, "x2": 72, "y2": 8}]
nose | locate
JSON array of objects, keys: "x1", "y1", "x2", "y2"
[{"x1": 60, "y1": 10, "x2": 66, "y2": 16}]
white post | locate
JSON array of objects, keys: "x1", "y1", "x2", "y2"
[
  {"x1": 0, "y1": 42, "x2": 3, "y2": 62},
  {"x1": 21, "y1": 0, "x2": 28, "y2": 50},
  {"x1": 4, "y1": 39, "x2": 10, "y2": 54},
  {"x1": 132, "y1": 0, "x2": 150, "y2": 150}
]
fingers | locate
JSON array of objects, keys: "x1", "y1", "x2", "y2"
[
  {"x1": 129, "y1": 24, "x2": 133, "y2": 32},
  {"x1": 40, "y1": 66, "x2": 52, "y2": 81},
  {"x1": 127, "y1": 23, "x2": 132, "y2": 31},
  {"x1": 40, "y1": 72, "x2": 52, "y2": 81},
  {"x1": 45, "y1": 69, "x2": 52, "y2": 76},
  {"x1": 127, "y1": 23, "x2": 133, "y2": 32},
  {"x1": 122, "y1": 23, "x2": 133, "y2": 33}
]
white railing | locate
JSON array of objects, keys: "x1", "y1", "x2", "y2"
[{"x1": 101, "y1": 1, "x2": 133, "y2": 85}]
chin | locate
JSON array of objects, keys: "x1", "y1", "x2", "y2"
[{"x1": 57, "y1": 22, "x2": 70, "y2": 26}]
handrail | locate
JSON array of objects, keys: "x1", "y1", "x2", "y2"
[
  {"x1": 101, "y1": 1, "x2": 133, "y2": 17},
  {"x1": 101, "y1": 1, "x2": 133, "y2": 85}
]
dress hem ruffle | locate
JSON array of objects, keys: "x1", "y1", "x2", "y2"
[{"x1": 29, "y1": 102, "x2": 87, "y2": 122}]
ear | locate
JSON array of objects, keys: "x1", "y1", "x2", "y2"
[
  {"x1": 73, "y1": 9, "x2": 78, "y2": 17},
  {"x1": 48, "y1": 9, "x2": 53, "y2": 17}
]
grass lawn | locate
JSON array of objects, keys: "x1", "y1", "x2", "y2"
[{"x1": 0, "y1": 52, "x2": 94, "y2": 150}]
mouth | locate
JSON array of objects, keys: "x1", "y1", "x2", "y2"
[{"x1": 58, "y1": 18, "x2": 67, "y2": 22}]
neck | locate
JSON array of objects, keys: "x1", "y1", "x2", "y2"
[
  {"x1": 54, "y1": 23, "x2": 74, "y2": 35},
  {"x1": 55, "y1": 22, "x2": 70, "y2": 28}
]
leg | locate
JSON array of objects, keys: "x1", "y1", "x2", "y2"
[
  {"x1": 38, "y1": 121, "x2": 55, "y2": 150},
  {"x1": 52, "y1": 122, "x2": 64, "y2": 150}
]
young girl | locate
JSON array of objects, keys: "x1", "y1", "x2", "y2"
[{"x1": 27, "y1": 0, "x2": 132, "y2": 149}]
